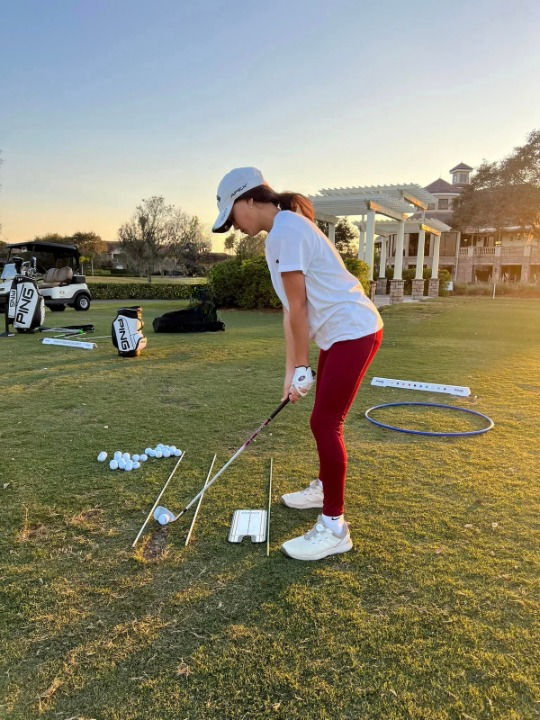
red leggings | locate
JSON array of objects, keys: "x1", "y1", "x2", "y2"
[{"x1": 310, "y1": 330, "x2": 383, "y2": 516}]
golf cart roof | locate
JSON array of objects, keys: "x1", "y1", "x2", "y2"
[{"x1": 8, "y1": 241, "x2": 80, "y2": 257}]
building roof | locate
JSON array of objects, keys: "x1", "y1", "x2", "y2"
[
  {"x1": 424, "y1": 178, "x2": 461, "y2": 194},
  {"x1": 408, "y1": 210, "x2": 454, "y2": 225},
  {"x1": 449, "y1": 162, "x2": 473, "y2": 173}
]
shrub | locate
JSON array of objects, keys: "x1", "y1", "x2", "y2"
[
  {"x1": 342, "y1": 256, "x2": 371, "y2": 295},
  {"x1": 452, "y1": 282, "x2": 540, "y2": 298},
  {"x1": 239, "y1": 257, "x2": 281, "y2": 309},
  {"x1": 207, "y1": 257, "x2": 281, "y2": 309},
  {"x1": 207, "y1": 259, "x2": 244, "y2": 307}
]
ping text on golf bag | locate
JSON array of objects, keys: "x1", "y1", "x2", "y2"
[
  {"x1": 112, "y1": 306, "x2": 147, "y2": 357},
  {"x1": 8, "y1": 276, "x2": 45, "y2": 331}
]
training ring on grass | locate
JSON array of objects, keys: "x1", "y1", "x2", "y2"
[{"x1": 364, "y1": 402, "x2": 494, "y2": 437}]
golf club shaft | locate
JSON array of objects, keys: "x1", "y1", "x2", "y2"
[
  {"x1": 185, "y1": 453, "x2": 217, "y2": 546},
  {"x1": 132, "y1": 452, "x2": 185, "y2": 547},
  {"x1": 175, "y1": 398, "x2": 289, "y2": 521}
]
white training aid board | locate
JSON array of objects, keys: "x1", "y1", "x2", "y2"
[
  {"x1": 42, "y1": 338, "x2": 97, "y2": 350},
  {"x1": 371, "y1": 376, "x2": 471, "y2": 397},
  {"x1": 228, "y1": 510, "x2": 267, "y2": 543}
]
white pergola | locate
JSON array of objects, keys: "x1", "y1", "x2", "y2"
[{"x1": 310, "y1": 183, "x2": 443, "y2": 282}]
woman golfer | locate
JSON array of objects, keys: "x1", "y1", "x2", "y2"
[{"x1": 212, "y1": 167, "x2": 383, "y2": 561}]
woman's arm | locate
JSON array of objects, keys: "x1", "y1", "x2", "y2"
[
  {"x1": 281, "y1": 271, "x2": 309, "y2": 366},
  {"x1": 281, "y1": 271, "x2": 311, "y2": 402}
]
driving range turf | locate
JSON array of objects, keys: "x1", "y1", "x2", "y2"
[{"x1": 1, "y1": 297, "x2": 539, "y2": 719}]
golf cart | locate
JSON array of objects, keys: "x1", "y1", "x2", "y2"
[{"x1": 0, "y1": 241, "x2": 92, "y2": 313}]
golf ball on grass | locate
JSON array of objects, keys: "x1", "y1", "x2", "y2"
[
  {"x1": 132, "y1": 461, "x2": 141, "y2": 470},
  {"x1": 109, "y1": 459, "x2": 119, "y2": 470},
  {"x1": 157, "y1": 511, "x2": 173, "y2": 525},
  {"x1": 132, "y1": 454, "x2": 140, "y2": 462},
  {"x1": 124, "y1": 461, "x2": 133, "y2": 471},
  {"x1": 140, "y1": 454, "x2": 148, "y2": 462},
  {"x1": 97, "y1": 451, "x2": 107, "y2": 462},
  {"x1": 155, "y1": 450, "x2": 163, "y2": 459},
  {"x1": 114, "y1": 451, "x2": 122, "y2": 460}
]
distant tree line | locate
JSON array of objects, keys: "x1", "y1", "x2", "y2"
[{"x1": 452, "y1": 128, "x2": 540, "y2": 239}]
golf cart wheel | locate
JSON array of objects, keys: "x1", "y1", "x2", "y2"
[
  {"x1": 47, "y1": 305, "x2": 66, "y2": 312},
  {"x1": 74, "y1": 294, "x2": 91, "y2": 311}
]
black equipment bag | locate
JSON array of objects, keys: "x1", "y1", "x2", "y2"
[{"x1": 153, "y1": 290, "x2": 225, "y2": 334}]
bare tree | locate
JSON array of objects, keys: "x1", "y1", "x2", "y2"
[{"x1": 118, "y1": 196, "x2": 183, "y2": 282}]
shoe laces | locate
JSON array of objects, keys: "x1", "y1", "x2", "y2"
[
  {"x1": 301, "y1": 479, "x2": 321, "y2": 496},
  {"x1": 304, "y1": 521, "x2": 333, "y2": 544}
]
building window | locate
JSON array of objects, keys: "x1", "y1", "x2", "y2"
[{"x1": 438, "y1": 199, "x2": 449, "y2": 210}]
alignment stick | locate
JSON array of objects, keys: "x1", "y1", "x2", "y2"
[
  {"x1": 185, "y1": 454, "x2": 217, "y2": 547},
  {"x1": 131, "y1": 452, "x2": 185, "y2": 547}
]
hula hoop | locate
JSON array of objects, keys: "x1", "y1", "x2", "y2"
[{"x1": 365, "y1": 402, "x2": 494, "y2": 437}]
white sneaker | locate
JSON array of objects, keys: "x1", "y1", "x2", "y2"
[
  {"x1": 281, "y1": 516, "x2": 353, "y2": 561},
  {"x1": 281, "y1": 479, "x2": 323, "y2": 510}
]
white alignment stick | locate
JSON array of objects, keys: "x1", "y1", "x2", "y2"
[
  {"x1": 132, "y1": 452, "x2": 185, "y2": 547},
  {"x1": 185, "y1": 454, "x2": 217, "y2": 547}
]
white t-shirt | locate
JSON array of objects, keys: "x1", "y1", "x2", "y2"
[{"x1": 265, "y1": 211, "x2": 383, "y2": 351}]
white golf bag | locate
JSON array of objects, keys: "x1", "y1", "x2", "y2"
[
  {"x1": 8, "y1": 275, "x2": 45, "y2": 332},
  {"x1": 112, "y1": 306, "x2": 147, "y2": 357}
]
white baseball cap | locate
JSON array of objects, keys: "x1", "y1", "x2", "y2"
[{"x1": 212, "y1": 167, "x2": 266, "y2": 233}]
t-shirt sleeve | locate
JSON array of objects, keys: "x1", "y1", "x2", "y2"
[{"x1": 276, "y1": 221, "x2": 313, "y2": 274}]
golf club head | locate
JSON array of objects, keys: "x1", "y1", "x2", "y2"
[{"x1": 153, "y1": 506, "x2": 176, "y2": 526}]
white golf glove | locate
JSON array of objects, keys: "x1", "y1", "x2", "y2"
[{"x1": 291, "y1": 366, "x2": 315, "y2": 398}]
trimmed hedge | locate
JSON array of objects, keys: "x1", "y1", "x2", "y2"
[
  {"x1": 208, "y1": 257, "x2": 281, "y2": 310},
  {"x1": 208, "y1": 255, "x2": 372, "y2": 309},
  {"x1": 89, "y1": 283, "x2": 206, "y2": 301},
  {"x1": 452, "y1": 282, "x2": 540, "y2": 298}
]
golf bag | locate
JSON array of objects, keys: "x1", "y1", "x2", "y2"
[
  {"x1": 152, "y1": 289, "x2": 225, "y2": 334},
  {"x1": 112, "y1": 306, "x2": 147, "y2": 357},
  {"x1": 8, "y1": 275, "x2": 45, "y2": 332}
]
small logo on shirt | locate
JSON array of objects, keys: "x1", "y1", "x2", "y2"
[{"x1": 275, "y1": 259, "x2": 279, "y2": 264}]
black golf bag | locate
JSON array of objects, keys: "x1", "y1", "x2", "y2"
[
  {"x1": 152, "y1": 289, "x2": 225, "y2": 334},
  {"x1": 112, "y1": 306, "x2": 147, "y2": 357},
  {"x1": 8, "y1": 275, "x2": 45, "y2": 332}
]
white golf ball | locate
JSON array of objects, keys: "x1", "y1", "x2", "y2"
[
  {"x1": 97, "y1": 451, "x2": 107, "y2": 462},
  {"x1": 132, "y1": 461, "x2": 141, "y2": 469},
  {"x1": 124, "y1": 461, "x2": 133, "y2": 471},
  {"x1": 118, "y1": 458, "x2": 126, "y2": 470},
  {"x1": 144, "y1": 447, "x2": 152, "y2": 455},
  {"x1": 156, "y1": 443, "x2": 164, "y2": 450},
  {"x1": 174, "y1": 448, "x2": 182, "y2": 457},
  {"x1": 109, "y1": 459, "x2": 119, "y2": 470},
  {"x1": 157, "y1": 512, "x2": 172, "y2": 526},
  {"x1": 169, "y1": 445, "x2": 177, "y2": 452},
  {"x1": 147, "y1": 449, "x2": 155, "y2": 458},
  {"x1": 132, "y1": 454, "x2": 140, "y2": 462},
  {"x1": 162, "y1": 449, "x2": 171, "y2": 458},
  {"x1": 122, "y1": 452, "x2": 131, "y2": 461},
  {"x1": 155, "y1": 450, "x2": 163, "y2": 459},
  {"x1": 114, "y1": 451, "x2": 122, "y2": 460},
  {"x1": 140, "y1": 454, "x2": 148, "y2": 462}
]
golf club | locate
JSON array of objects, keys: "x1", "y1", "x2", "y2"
[{"x1": 159, "y1": 398, "x2": 289, "y2": 529}]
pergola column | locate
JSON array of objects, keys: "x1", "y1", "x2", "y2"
[
  {"x1": 376, "y1": 236, "x2": 388, "y2": 294},
  {"x1": 365, "y1": 209, "x2": 376, "y2": 281},
  {"x1": 412, "y1": 220, "x2": 426, "y2": 300},
  {"x1": 428, "y1": 233, "x2": 441, "y2": 297},
  {"x1": 357, "y1": 216, "x2": 366, "y2": 261},
  {"x1": 390, "y1": 220, "x2": 405, "y2": 303},
  {"x1": 327, "y1": 222, "x2": 336, "y2": 244}
]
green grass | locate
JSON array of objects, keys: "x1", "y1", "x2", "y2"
[{"x1": 1, "y1": 297, "x2": 539, "y2": 720}]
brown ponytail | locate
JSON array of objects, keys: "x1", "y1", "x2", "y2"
[{"x1": 236, "y1": 185, "x2": 315, "y2": 222}]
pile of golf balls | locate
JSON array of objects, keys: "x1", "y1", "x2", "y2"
[{"x1": 96, "y1": 444, "x2": 182, "y2": 471}]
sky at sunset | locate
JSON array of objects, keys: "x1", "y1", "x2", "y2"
[{"x1": 1, "y1": 0, "x2": 539, "y2": 251}]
